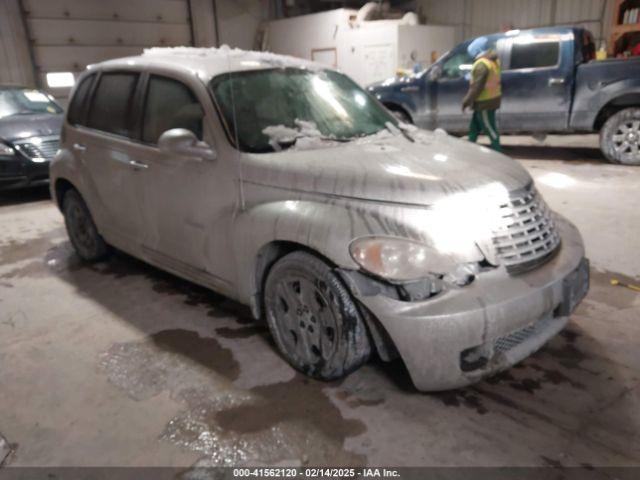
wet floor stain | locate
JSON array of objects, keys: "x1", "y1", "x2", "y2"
[
  {"x1": 99, "y1": 329, "x2": 367, "y2": 467},
  {"x1": 99, "y1": 329, "x2": 239, "y2": 401},
  {"x1": 335, "y1": 390, "x2": 386, "y2": 408},
  {"x1": 215, "y1": 377, "x2": 366, "y2": 439},
  {"x1": 0, "y1": 227, "x2": 66, "y2": 266},
  {"x1": 540, "y1": 455, "x2": 565, "y2": 469},
  {"x1": 215, "y1": 325, "x2": 269, "y2": 339},
  {"x1": 434, "y1": 389, "x2": 489, "y2": 415}
]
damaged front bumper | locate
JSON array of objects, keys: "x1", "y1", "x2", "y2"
[{"x1": 343, "y1": 216, "x2": 589, "y2": 391}]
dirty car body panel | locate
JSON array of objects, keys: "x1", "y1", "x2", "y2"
[{"x1": 50, "y1": 47, "x2": 588, "y2": 391}]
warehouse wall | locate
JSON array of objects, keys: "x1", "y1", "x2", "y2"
[
  {"x1": 419, "y1": 0, "x2": 615, "y2": 45},
  {"x1": 0, "y1": 0, "x2": 35, "y2": 87},
  {"x1": 0, "y1": 0, "x2": 266, "y2": 104}
]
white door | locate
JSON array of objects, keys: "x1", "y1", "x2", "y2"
[
  {"x1": 77, "y1": 71, "x2": 146, "y2": 244},
  {"x1": 133, "y1": 74, "x2": 236, "y2": 285}
]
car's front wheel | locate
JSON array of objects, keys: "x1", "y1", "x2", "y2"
[
  {"x1": 62, "y1": 189, "x2": 110, "y2": 261},
  {"x1": 264, "y1": 251, "x2": 371, "y2": 380},
  {"x1": 600, "y1": 107, "x2": 640, "y2": 165}
]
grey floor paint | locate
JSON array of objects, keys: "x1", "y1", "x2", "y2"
[{"x1": 0, "y1": 135, "x2": 638, "y2": 468}]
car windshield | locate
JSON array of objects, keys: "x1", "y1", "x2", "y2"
[
  {"x1": 210, "y1": 68, "x2": 397, "y2": 153},
  {"x1": 0, "y1": 88, "x2": 63, "y2": 120}
]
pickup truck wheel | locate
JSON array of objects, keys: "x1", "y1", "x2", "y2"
[
  {"x1": 264, "y1": 251, "x2": 371, "y2": 380},
  {"x1": 600, "y1": 108, "x2": 640, "y2": 165},
  {"x1": 62, "y1": 189, "x2": 110, "y2": 261},
  {"x1": 387, "y1": 107, "x2": 412, "y2": 124}
]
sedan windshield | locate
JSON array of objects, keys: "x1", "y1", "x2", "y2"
[
  {"x1": 0, "y1": 88, "x2": 63, "y2": 120},
  {"x1": 210, "y1": 68, "x2": 397, "y2": 153}
]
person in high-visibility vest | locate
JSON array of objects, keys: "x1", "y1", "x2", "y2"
[{"x1": 462, "y1": 36, "x2": 502, "y2": 152}]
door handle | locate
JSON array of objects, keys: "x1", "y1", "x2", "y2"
[
  {"x1": 548, "y1": 77, "x2": 566, "y2": 86},
  {"x1": 72, "y1": 143, "x2": 86, "y2": 151},
  {"x1": 129, "y1": 160, "x2": 148, "y2": 170}
]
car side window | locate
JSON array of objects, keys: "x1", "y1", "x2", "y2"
[
  {"x1": 510, "y1": 41, "x2": 560, "y2": 70},
  {"x1": 67, "y1": 74, "x2": 94, "y2": 126},
  {"x1": 87, "y1": 72, "x2": 139, "y2": 137},
  {"x1": 142, "y1": 75, "x2": 203, "y2": 144},
  {"x1": 441, "y1": 51, "x2": 473, "y2": 79}
]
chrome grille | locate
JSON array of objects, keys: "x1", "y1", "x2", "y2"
[
  {"x1": 14, "y1": 137, "x2": 60, "y2": 161},
  {"x1": 492, "y1": 187, "x2": 561, "y2": 273}
]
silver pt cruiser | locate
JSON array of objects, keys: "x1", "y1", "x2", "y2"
[{"x1": 50, "y1": 47, "x2": 589, "y2": 391}]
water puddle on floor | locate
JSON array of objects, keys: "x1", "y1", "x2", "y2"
[{"x1": 99, "y1": 329, "x2": 366, "y2": 467}]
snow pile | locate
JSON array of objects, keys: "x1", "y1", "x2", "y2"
[
  {"x1": 399, "y1": 122, "x2": 436, "y2": 145},
  {"x1": 263, "y1": 120, "x2": 337, "y2": 151},
  {"x1": 143, "y1": 45, "x2": 321, "y2": 71},
  {"x1": 261, "y1": 119, "x2": 427, "y2": 152}
]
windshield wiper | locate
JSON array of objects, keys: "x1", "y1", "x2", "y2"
[
  {"x1": 385, "y1": 121, "x2": 415, "y2": 143},
  {"x1": 271, "y1": 134, "x2": 352, "y2": 152}
]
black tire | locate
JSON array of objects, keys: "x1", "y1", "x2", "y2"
[
  {"x1": 600, "y1": 107, "x2": 640, "y2": 165},
  {"x1": 264, "y1": 251, "x2": 371, "y2": 380},
  {"x1": 62, "y1": 189, "x2": 110, "y2": 261}
]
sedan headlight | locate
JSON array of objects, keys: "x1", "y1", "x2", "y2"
[
  {"x1": 0, "y1": 142, "x2": 15, "y2": 157},
  {"x1": 349, "y1": 236, "x2": 459, "y2": 282}
]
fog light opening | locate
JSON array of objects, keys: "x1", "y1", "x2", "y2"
[{"x1": 460, "y1": 345, "x2": 490, "y2": 372}]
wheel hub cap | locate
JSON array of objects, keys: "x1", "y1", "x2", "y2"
[
  {"x1": 274, "y1": 276, "x2": 337, "y2": 364},
  {"x1": 613, "y1": 120, "x2": 640, "y2": 158}
]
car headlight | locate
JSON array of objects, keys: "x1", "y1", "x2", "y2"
[
  {"x1": 349, "y1": 236, "x2": 461, "y2": 282},
  {"x1": 0, "y1": 142, "x2": 15, "y2": 157}
]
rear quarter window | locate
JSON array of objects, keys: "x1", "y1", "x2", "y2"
[
  {"x1": 67, "y1": 74, "x2": 95, "y2": 126},
  {"x1": 87, "y1": 72, "x2": 139, "y2": 137},
  {"x1": 510, "y1": 41, "x2": 560, "y2": 69}
]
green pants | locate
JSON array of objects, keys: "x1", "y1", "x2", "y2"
[{"x1": 468, "y1": 109, "x2": 501, "y2": 152}]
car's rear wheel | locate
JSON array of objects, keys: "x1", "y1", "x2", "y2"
[
  {"x1": 62, "y1": 189, "x2": 110, "y2": 261},
  {"x1": 263, "y1": 251, "x2": 371, "y2": 380},
  {"x1": 600, "y1": 107, "x2": 640, "y2": 165}
]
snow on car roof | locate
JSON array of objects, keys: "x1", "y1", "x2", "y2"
[{"x1": 89, "y1": 45, "x2": 324, "y2": 81}]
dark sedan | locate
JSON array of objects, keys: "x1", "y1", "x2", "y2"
[{"x1": 0, "y1": 86, "x2": 64, "y2": 190}]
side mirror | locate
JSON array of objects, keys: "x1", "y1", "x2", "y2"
[
  {"x1": 158, "y1": 128, "x2": 217, "y2": 162},
  {"x1": 428, "y1": 64, "x2": 442, "y2": 81}
]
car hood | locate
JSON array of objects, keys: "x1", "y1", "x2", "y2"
[
  {"x1": 0, "y1": 113, "x2": 63, "y2": 143},
  {"x1": 243, "y1": 130, "x2": 532, "y2": 206}
]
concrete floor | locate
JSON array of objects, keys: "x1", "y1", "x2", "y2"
[{"x1": 0, "y1": 135, "x2": 639, "y2": 469}]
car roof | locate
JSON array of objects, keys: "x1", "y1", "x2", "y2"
[
  {"x1": 88, "y1": 45, "x2": 326, "y2": 82},
  {"x1": 460, "y1": 26, "x2": 580, "y2": 46}
]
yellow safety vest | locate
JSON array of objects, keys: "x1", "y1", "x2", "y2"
[{"x1": 473, "y1": 57, "x2": 502, "y2": 101}]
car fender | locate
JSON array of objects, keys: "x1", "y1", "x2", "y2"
[
  {"x1": 572, "y1": 79, "x2": 640, "y2": 131},
  {"x1": 49, "y1": 147, "x2": 108, "y2": 229},
  {"x1": 231, "y1": 194, "x2": 484, "y2": 314},
  {"x1": 232, "y1": 199, "x2": 362, "y2": 307}
]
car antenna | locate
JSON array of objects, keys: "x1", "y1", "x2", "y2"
[{"x1": 226, "y1": 48, "x2": 246, "y2": 210}]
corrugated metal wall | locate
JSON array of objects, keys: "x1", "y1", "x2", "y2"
[
  {"x1": 0, "y1": 0, "x2": 35, "y2": 87},
  {"x1": 20, "y1": 0, "x2": 194, "y2": 103},
  {"x1": 419, "y1": 0, "x2": 615, "y2": 45},
  {"x1": 0, "y1": 0, "x2": 266, "y2": 105}
]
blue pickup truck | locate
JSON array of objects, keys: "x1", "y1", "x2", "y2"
[{"x1": 369, "y1": 27, "x2": 640, "y2": 165}]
